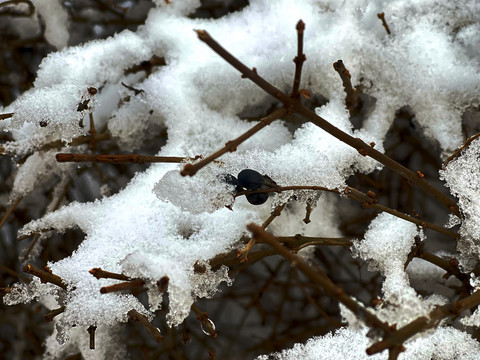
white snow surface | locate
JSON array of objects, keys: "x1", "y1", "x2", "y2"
[{"x1": 2, "y1": 0, "x2": 480, "y2": 358}]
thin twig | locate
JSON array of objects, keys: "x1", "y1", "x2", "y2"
[
  {"x1": 89, "y1": 267, "x2": 130, "y2": 281},
  {"x1": 443, "y1": 132, "x2": 480, "y2": 170},
  {"x1": 247, "y1": 223, "x2": 392, "y2": 335},
  {"x1": 367, "y1": 289, "x2": 480, "y2": 355},
  {"x1": 194, "y1": 28, "x2": 459, "y2": 216},
  {"x1": 333, "y1": 60, "x2": 360, "y2": 113},
  {"x1": 44, "y1": 306, "x2": 66, "y2": 322},
  {"x1": 181, "y1": 107, "x2": 287, "y2": 176},
  {"x1": 291, "y1": 20, "x2": 306, "y2": 98},
  {"x1": 56, "y1": 153, "x2": 188, "y2": 164},
  {"x1": 0, "y1": 264, "x2": 30, "y2": 282},
  {"x1": 128, "y1": 309, "x2": 163, "y2": 343},
  {"x1": 87, "y1": 325, "x2": 96, "y2": 349},
  {"x1": 0, "y1": 197, "x2": 22, "y2": 231},
  {"x1": 377, "y1": 12, "x2": 392, "y2": 35},
  {"x1": 237, "y1": 203, "x2": 287, "y2": 262},
  {"x1": 0, "y1": 112, "x2": 14, "y2": 120},
  {"x1": 100, "y1": 279, "x2": 144, "y2": 293},
  {"x1": 23, "y1": 264, "x2": 67, "y2": 290},
  {"x1": 236, "y1": 185, "x2": 458, "y2": 239},
  {"x1": 191, "y1": 304, "x2": 217, "y2": 338}
]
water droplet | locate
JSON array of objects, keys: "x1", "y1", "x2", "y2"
[{"x1": 200, "y1": 318, "x2": 215, "y2": 336}]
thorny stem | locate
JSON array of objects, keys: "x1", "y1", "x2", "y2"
[
  {"x1": 247, "y1": 224, "x2": 392, "y2": 334},
  {"x1": 291, "y1": 20, "x2": 306, "y2": 98},
  {"x1": 333, "y1": 60, "x2": 360, "y2": 114},
  {"x1": 194, "y1": 28, "x2": 460, "y2": 216},
  {"x1": 181, "y1": 107, "x2": 287, "y2": 176},
  {"x1": 23, "y1": 264, "x2": 67, "y2": 290},
  {"x1": 128, "y1": 309, "x2": 163, "y2": 343},
  {"x1": 377, "y1": 12, "x2": 392, "y2": 35},
  {"x1": 367, "y1": 289, "x2": 480, "y2": 355},
  {"x1": 56, "y1": 153, "x2": 188, "y2": 164}
]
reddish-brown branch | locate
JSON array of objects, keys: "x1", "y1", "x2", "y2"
[
  {"x1": 0, "y1": 112, "x2": 14, "y2": 120},
  {"x1": 236, "y1": 185, "x2": 458, "y2": 239},
  {"x1": 333, "y1": 60, "x2": 360, "y2": 113},
  {"x1": 44, "y1": 306, "x2": 66, "y2": 322},
  {"x1": 87, "y1": 325, "x2": 96, "y2": 349},
  {"x1": 443, "y1": 132, "x2": 480, "y2": 169},
  {"x1": 100, "y1": 279, "x2": 145, "y2": 294},
  {"x1": 194, "y1": 28, "x2": 459, "y2": 216},
  {"x1": 0, "y1": 197, "x2": 22, "y2": 231},
  {"x1": 237, "y1": 203, "x2": 287, "y2": 262},
  {"x1": 367, "y1": 289, "x2": 480, "y2": 355},
  {"x1": 291, "y1": 20, "x2": 306, "y2": 98},
  {"x1": 191, "y1": 304, "x2": 217, "y2": 338},
  {"x1": 89, "y1": 268, "x2": 130, "y2": 281},
  {"x1": 157, "y1": 276, "x2": 169, "y2": 292},
  {"x1": 23, "y1": 264, "x2": 67, "y2": 290},
  {"x1": 56, "y1": 153, "x2": 188, "y2": 164},
  {"x1": 181, "y1": 107, "x2": 287, "y2": 176},
  {"x1": 377, "y1": 12, "x2": 392, "y2": 35},
  {"x1": 247, "y1": 223, "x2": 392, "y2": 334},
  {"x1": 128, "y1": 309, "x2": 163, "y2": 343}
]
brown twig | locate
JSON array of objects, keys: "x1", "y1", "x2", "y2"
[
  {"x1": 100, "y1": 279, "x2": 145, "y2": 294},
  {"x1": 56, "y1": 153, "x2": 188, "y2": 164},
  {"x1": 247, "y1": 223, "x2": 392, "y2": 334},
  {"x1": 333, "y1": 60, "x2": 360, "y2": 114},
  {"x1": 88, "y1": 111, "x2": 96, "y2": 151},
  {"x1": 344, "y1": 187, "x2": 459, "y2": 239},
  {"x1": 236, "y1": 185, "x2": 458, "y2": 239},
  {"x1": 0, "y1": 112, "x2": 14, "y2": 120},
  {"x1": 181, "y1": 107, "x2": 287, "y2": 176},
  {"x1": 291, "y1": 20, "x2": 306, "y2": 98},
  {"x1": 157, "y1": 276, "x2": 169, "y2": 292},
  {"x1": 0, "y1": 197, "x2": 22, "y2": 231},
  {"x1": 367, "y1": 289, "x2": 480, "y2": 355},
  {"x1": 87, "y1": 325, "x2": 97, "y2": 349},
  {"x1": 23, "y1": 264, "x2": 67, "y2": 290},
  {"x1": 443, "y1": 132, "x2": 480, "y2": 170},
  {"x1": 237, "y1": 203, "x2": 287, "y2": 262},
  {"x1": 191, "y1": 304, "x2": 217, "y2": 338},
  {"x1": 89, "y1": 267, "x2": 130, "y2": 281},
  {"x1": 44, "y1": 306, "x2": 66, "y2": 321},
  {"x1": 194, "y1": 28, "x2": 459, "y2": 216},
  {"x1": 303, "y1": 199, "x2": 313, "y2": 224},
  {"x1": 276, "y1": 235, "x2": 353, "y2": 250},
  {"x1": 377, "y1": 12, "x2": 392, "y2": 35},
  {"x1": 128, "y1": 309, "x2": 163, "y2": 343}
]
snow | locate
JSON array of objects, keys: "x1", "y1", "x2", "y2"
[
  {"x1": 441, "y1": 138, "x2": 480, "y2": 271},
  {"x1": 2, "y1": 0, "x2": 480, "y2": 358},
  {"x1": 257, "y1": 326, "x2": 480, "y2": 360}
]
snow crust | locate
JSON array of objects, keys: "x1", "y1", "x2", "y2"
[{"x1": 2, "y1": 0, "x2": 480, "y2": 358}]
